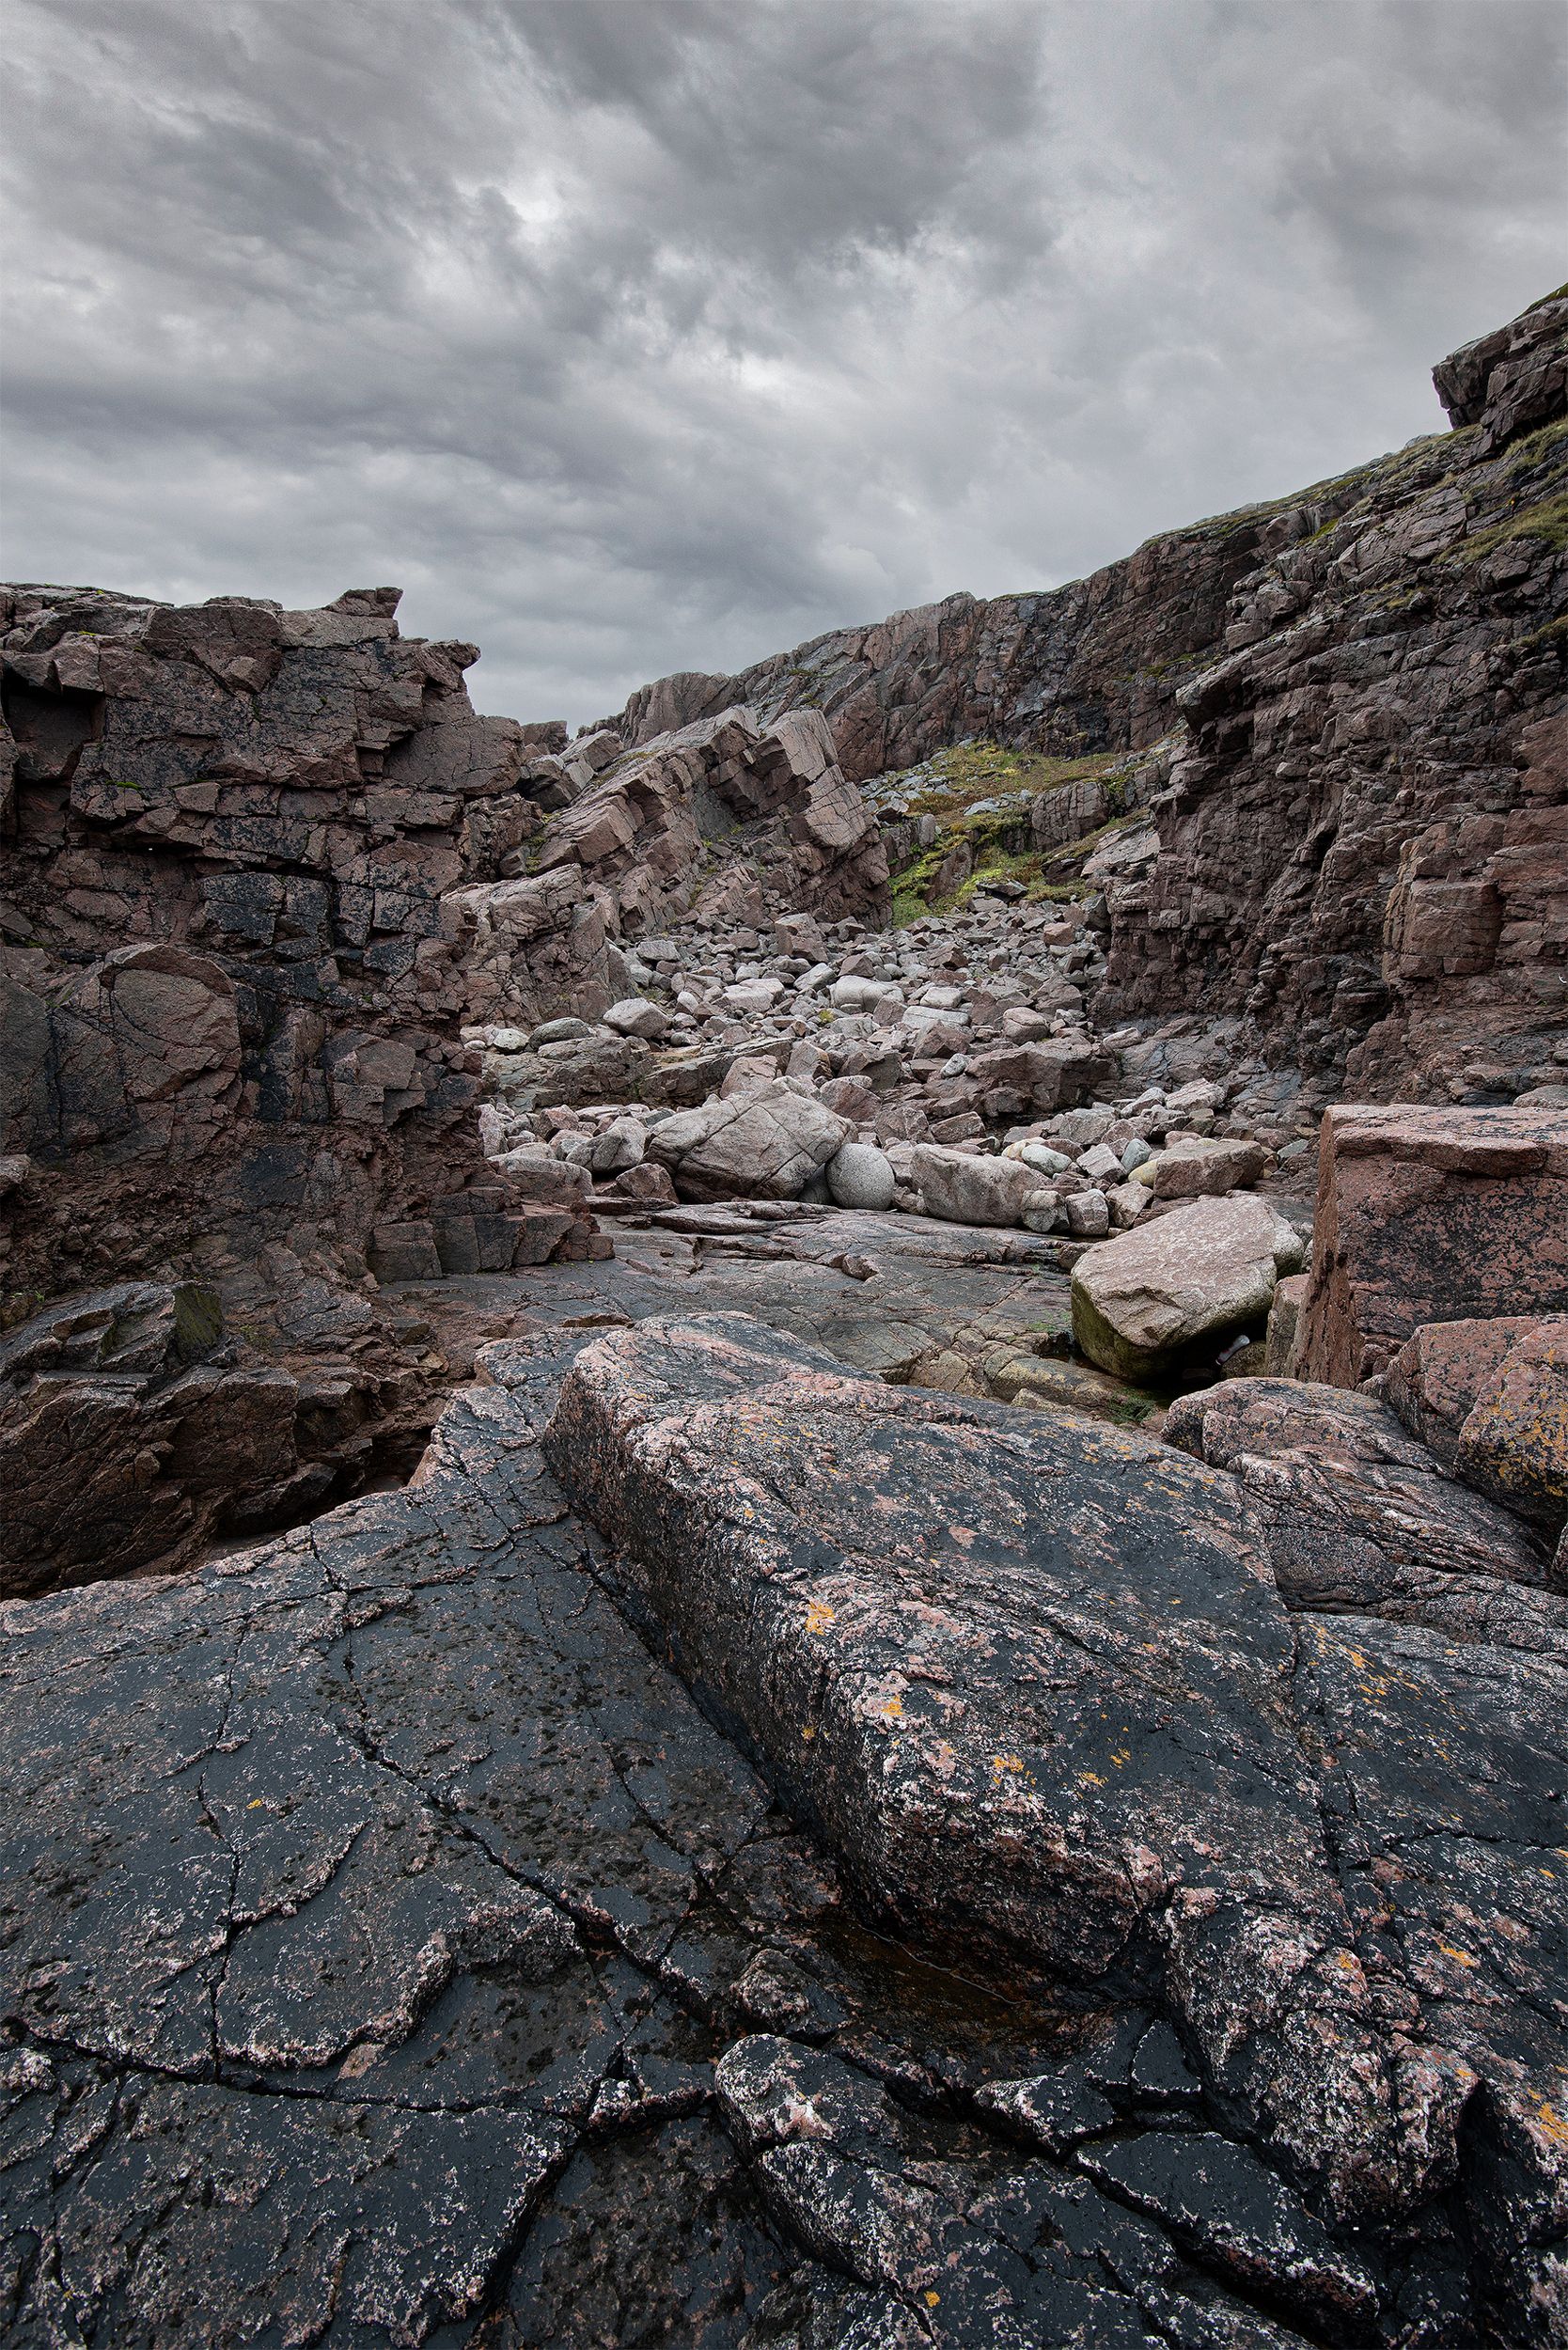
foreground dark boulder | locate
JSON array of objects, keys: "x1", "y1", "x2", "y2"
[
  {"x1": 543, "y1": 1315, "x2": 1567, "y2": 2323},
  {"x1": 4, "y1": 1311, "x2": 1562, "y2": 2344}
]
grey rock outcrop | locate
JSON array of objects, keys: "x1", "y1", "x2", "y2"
[{"x1": 1072, "y1": 1194, "x2": 1306, "y2": 1381}]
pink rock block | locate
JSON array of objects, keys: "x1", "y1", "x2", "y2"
[{"x1": 1298, "y1": 1104, "x2": 1568, "y2": 1386}]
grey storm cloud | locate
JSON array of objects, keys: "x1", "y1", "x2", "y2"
[{"x1": 2, "y1": 0, "x2": 1563, "y2": 726}]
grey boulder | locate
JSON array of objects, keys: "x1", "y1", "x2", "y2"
[
  {"x1": 647, "y1": 1079, "x2": 851, "y2": 1201},
  {"x1": 824, "y1": 1141, "x2": 897, "y2": 1212},
  {"x1": 1073, "y1": 1194, "x2": 1306, "y2": 1381},
  {"x1": 912, "y1": 1144, "x2": 1042, "y2": 1228}
]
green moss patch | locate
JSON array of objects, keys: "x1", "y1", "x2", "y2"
[{"x1": 1445, "y1": 492, "x2": 1568, "y2": 568}]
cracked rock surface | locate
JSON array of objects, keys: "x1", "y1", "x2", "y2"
[{"x1": 8, "y1": 1314, "x2": 1561, "y2": 2346}]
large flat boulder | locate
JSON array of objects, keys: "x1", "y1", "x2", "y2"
[
  {"x1": 544, "y1": 1312, "x2": 1568, "y2": 2264},
  {"x1": 1139, "y1": 1134, "x2": 1266, "y2": 1198},
  {"x1": 1071, "y1": 1193, "x2": 1305, "y2": 1380},
  {"x1": 1297, "y1": 1104, "x2": 1568, "y2": 1385}
]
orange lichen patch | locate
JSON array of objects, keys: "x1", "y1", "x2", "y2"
[
  {"x1": 1535, "y1": 2102, "x2": 1568, "y2": 2149},
  {"x1": 804, "y1": 1600, "x2": 836, "y2": 1636},
  {"x1": 1436, "y1": 1939, "x2": 1481, "y2": 1969}
]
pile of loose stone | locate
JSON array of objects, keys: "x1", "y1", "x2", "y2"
[{"x1": 467, "y1": 889, "x2": 1324, "y2": 1247}]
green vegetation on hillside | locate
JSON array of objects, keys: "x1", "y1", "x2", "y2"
[{"x1": 881, "y1": 740, "x2": 1148, "y2": 924}]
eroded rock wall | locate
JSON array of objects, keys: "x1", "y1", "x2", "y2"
[
  {"x1": 601, "y1": 290, "x2": 1567, "y2": 1100},
  {"x1": 0, "y1": 588, "x2": 886, "y2": 1311},
  {"x1": 1098, "y1": 290, "x2": 1567, "y2": 1100},
  {"x1": 0, "y1": 584, "x2": 544, "y2": 1305}
]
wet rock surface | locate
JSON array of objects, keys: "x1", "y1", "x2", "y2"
[{"x1": 7, "y1": 1317, "x2": 1563, "y2": 2345}]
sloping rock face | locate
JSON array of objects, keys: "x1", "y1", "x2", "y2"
[
  {"x1": 0, "y1": 1281, "x2": 297, "y2": 1599},
  {"x1": 543, "y1": 1314, "x2": 1567, "y2": 2336},
  {"x1": 1096, "y1": 288, "x2": 1567, "y2": 1099},
  {"x1": 8, "y1": 1314, "x2": 1565, "y2": 2346},
  {"x1": 445, "y1": 705, "x2": 888, "y2": 1036},
  {"x1": 599, "y1": 527, "x2": 1285, "y2": 786}
]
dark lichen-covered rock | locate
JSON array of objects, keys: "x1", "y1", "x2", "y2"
[
  {"x1": 544, "y1": 1311, "x2": 1568, "y2": 2281},
  {"x1": 5, "y1": 1314, "x2": 1566, "y2": 2342}
]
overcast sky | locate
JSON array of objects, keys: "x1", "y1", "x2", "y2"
[{"x1": 3, "y1": 1, "x2": 1563, "y2": 727}]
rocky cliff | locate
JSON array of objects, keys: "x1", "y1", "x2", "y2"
[
  {"x1": 602, "y1": 289, "x2": 1567, "y2": 1103},
  {"x1": 1100, "y1": 289, "x2": 1567, "y2": 1104},
  {"x1": 0, "y1": 587, "x2": 883, "y2": 1315}
]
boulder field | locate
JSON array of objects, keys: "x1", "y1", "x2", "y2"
[{"x1": 0, "y1": 291, "x2": 1565, "y2": 2344}]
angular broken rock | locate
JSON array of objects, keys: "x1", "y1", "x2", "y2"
[
  {"x1": 543, "y1": 1312, "x2": 1568, "y2": 2237},
  {"x1": 0, "y1": 1281, "x2": 306, "y2": 1597},
  {"x1": 646, "y1": 1079, "x2": 851, "y2": 1201},
  {"x1": 1453, "y1": 1316, "x2": 1568, "y2": 1541},
  {"x1": 1072, "y1": 1193, "x2": 1306, "y2": 1381},
  {"x1": 1385, "y1": 1314, "x2": 1545, "y2": 1465},
  {"x1": 1140, "y1": 1134, "x2": 1266, "y2": 1198},
  {"x1": 1297, "y1": 1104, "x2": 1568, "y2": 1385},
  {"x1": 1163, "y1": 1374, "x2": 1568, "y2": 1655}
]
